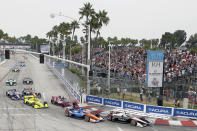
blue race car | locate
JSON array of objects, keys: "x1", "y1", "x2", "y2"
[
  {"x1": 6, "y1": 89, "x2": 24, "y2": 100},
  {"x1": 21, "y1": 63, "x2": 25, "y2": 67},
  {"x1": 65, "y1": 106, "x2": 85, "y2": 118},
  {"x1": 65, "y1": 105, "x2": 105, "y2": 123}
]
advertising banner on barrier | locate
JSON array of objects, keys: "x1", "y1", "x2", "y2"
[
  {"x1": 146, "y1": 105, "x2": 172, "y2": 115},
  {"x1": 86, "y1": 95, "x2": 102, "y2": 104},
  {"x1": 103, "y1": 98, "x2": 122, "y2": 107},
  {"x1": 174, "y1": 108, "x2": 197, "y2": 118},
  {"x1": 123, "y1": 101, "x2": 144, "y2": 111},
  {"x1": 146, "y1": 51, "x2": 164, "y2": 87}
]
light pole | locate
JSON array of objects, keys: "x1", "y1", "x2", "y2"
[
  {"x1": 108, "y1": 42, "x2": 112, "y2": 92},
  {"x1": 63, "y1": 41, "x2": 66, "y2": 59}
]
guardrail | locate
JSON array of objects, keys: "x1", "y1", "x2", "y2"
[
  {"x1": 15, "y1": 49, "x2": 82, "y2": 103},
  {"x1": 86, "y1": 95, "x2": 197, "y2": 119},
  {"x1": 46, "y1": 61, "x2": 81, "y2": 102}
]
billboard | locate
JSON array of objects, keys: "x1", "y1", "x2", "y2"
[
  {"x1": 146, "y1": 51, "x2": 164, "y2": 87},
  {"x1": 40, "y1": 44, "x2": 50, "y2": 53}
]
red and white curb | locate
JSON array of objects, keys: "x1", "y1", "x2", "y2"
[{"x1": 152, "y1": 119, "x2": 197, "y2": 127}]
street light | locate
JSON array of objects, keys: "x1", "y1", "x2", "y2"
[
  {"x1": 50, "y1": 12, "x2": 91, "y2": 95},
  {"x1": 108, "y1": 42, "x2": 112, "y2": 92}
]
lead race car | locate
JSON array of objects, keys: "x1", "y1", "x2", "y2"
[
  {"x1": 107, "y1": 109, "x2": 150, "y2": 127},
  {"x1": 65, "y1": 105, "x2": 105, "y2": 123},
  {"x1": 6, "y1": 89, "x2": 24, "y2": 100},
  {"x1": 6, "y1": 79, "x2": 17, "y2": 86}
]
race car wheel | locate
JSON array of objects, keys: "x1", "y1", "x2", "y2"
[
  {"x1": 37, "y1": 93, "x2": 41, "y2": 98},
  {"x1": 6, "y1": 92, "x2": 8, "y2": 96},
  {"x1": 130, "y1": 120, "x2": 137, "y2": 126},
  {"x1": 32, "y1": 103, "x2": 35, "y2": 108},
  {"x1": 84, "y1": 116, "x2": 90, "y2": 122},
  {"x1": 65, "y1": 111, "x2": 69, "y2": 117},
  {"x1": 51, "y1": 100, "x2": 54, "y2": 104},
  {"x1": 107, "y1": 115, "x2": 112, "y2": 121}
]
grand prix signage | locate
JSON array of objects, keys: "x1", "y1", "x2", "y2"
[
  {"x1": 103, "y1": 98, "x2": 122, "y2": 107},
  {"x1": 146, "y1": 105, "x2": 172, "y2": 115},
  {"x1": 86, "y1": 95, "x2": 102, "y2": 104},
  {"x1": 146, "y1": 51, "x2": 164, "y2": 87},
  {"x1": 123, "y1": 101, "x2": 144, "y2": 111},
  {"x1": 174, "y1": 108, "x2": 197, "y2": 118}
]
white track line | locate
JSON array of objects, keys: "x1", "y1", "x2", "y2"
[
  {"x1": 169, "y1": 120, "x2": 182, "y2": 126},
  {"x1": 0, "y1": 113, "x2": 48, "y2": 116},
  {"x1": 193, "y1": 121, "x2": 197, "y2": 126},
  {"x1": 0, "y1": 108, "x2": 30, "y2": 110},
  {"x1": 117, "y1": 127, "x2": 124, "y2": 131}
]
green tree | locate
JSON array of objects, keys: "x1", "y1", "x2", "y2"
[
  {"x1": 187, "y1": 33, "x2": 197, "y2": 47},
  {"x1": 160, "y1": 32, "x2": 176, "y2": 49},
  {"x1": 95, "y1": 10, "x2": 110, "y2": 39},
  {"x1": 173, "y1": 30, "x2": 187, "y2": 47},
  {"x1": 0, "y1": 29, "x2": 4, "y2": 40}
]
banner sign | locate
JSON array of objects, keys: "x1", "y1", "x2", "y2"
[
  {"x1": 146, "y1": 51, "x2": 164, "y2": 87},
  {"x1": 174, "y1": 108, "x2": 197, "y2": 118},
  {"x1": 103, "y1": 98, "x2": 122, "y2": 107},
  {"x1": 86, "y1": 95, "x2": 102, "y2": 104},
  {"x1": 123, "y1": 101, "x2": 144, "y2": 111},
  {"x1": 40, "y1": 44, "x2": 50, "y2": 53},
  {"x1": 146, "y1": 105, "x2": 172, "y2": 115},
  {"x1": 54, "y1": 62, "x2": 67, "y2": 67}
]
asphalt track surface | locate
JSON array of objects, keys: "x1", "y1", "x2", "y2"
[{"x1": 0, "y1": 53, "x2": 196, "y2": 131}]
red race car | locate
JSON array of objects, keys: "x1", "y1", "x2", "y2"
[{"x1": 51, "y1": 96, "x2": 79, "y2": 108}]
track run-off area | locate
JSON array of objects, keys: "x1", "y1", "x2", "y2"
[{"x1": 0, "y1": 53, "x2": 196, "y2": 131}]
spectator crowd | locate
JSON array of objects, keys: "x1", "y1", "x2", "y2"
[{"x1": 72, "y1": 47, "x2": 197, "y2": 84}]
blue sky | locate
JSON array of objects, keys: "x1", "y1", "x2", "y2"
[{"x1": 0, "y1": 0, "x2": 196, "y2": 40}]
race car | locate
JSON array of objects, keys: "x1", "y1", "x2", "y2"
[
  {"x1": 24, "y1": 97, "x2": 48, "y2": 109},
  {"x1": 51, "y1": 96, "x2": 79, "y2": 107},
  {"x1": 65, "y1": 106, "x2": 86, "y2": 118},
  {"x1": 22, "y1": 88, "x2": 41, "y2": 98},
  {"x1": 6, "y1": 89, "x2": 24, "y2": 100},
  {"x1": 107, "y1": 110, "x2": 150, "y2": 127},
  {"x1": 12, "y1": 68, "x2": 20, "y2": 72},
  {"x1": 20, "y1": 63, "x2": 25, "y2": 67},
  {"x1": 23, "y1": 78, "x2": 33, "y2": 85},
  {"x1": 65, "y1": 106, "x2": 104, "y2": 123},
  {"x1": 6, "y1": 79, "x2": 17, "y2": 86},
  {"x1": 32, "y1": 100, "x2": 48, "y2": 109}
]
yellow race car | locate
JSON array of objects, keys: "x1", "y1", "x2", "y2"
[{"x1": 24, "y1": 97, "x2": 48, "y2": 109}]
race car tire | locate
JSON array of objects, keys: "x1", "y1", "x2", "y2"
[
  {"x1": 37, "y1": 93, "x2": 41, "y2": 98},
  {"x1": 84, "y1": 116, "x2": 90, "y2": 122},
  {"x1": 32, "y1": 103, "x2": 35, "y2": 108},
  {"x1": 62, "y1": 104, "x2": 65, "y2": 107},
  {"x1": 6, "y1": 92, "x2": 8, "y2": 96},
  {"x1": 130, "y1": 120, "x2": 137, "y2": 126},
  {"x1": 65, "y1": 111, "x2": 69, "y2": 117},
  {"x1": 107, "y1": 115, "x2": 112, "y2": 121},
  {"x1": 51, "y1": 100, "x2": 54, "y2": 104}
]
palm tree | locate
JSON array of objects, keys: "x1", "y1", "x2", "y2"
[
  {"x1": 79, "y1": 2, "x2": 95, "y2": 41},
  {"x1": 95, "y1": 10, "x2": 110, "y2": 39},
  {"x1": 70, "y1": 20, "x2": 80, "y2": 40},
  {"x1": 48, "y1": 25, "x2": 58, "y2": 55},
  {"x1": 70, "y1": 20, "x2": 80, "y2": 61},
  {"x1": 57, "y1": 22, "x2": 72, "y2": 58}
]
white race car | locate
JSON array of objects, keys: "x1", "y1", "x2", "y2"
[{"x1": 107, "y1": 109, "x2": 150, "y2": 127}]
